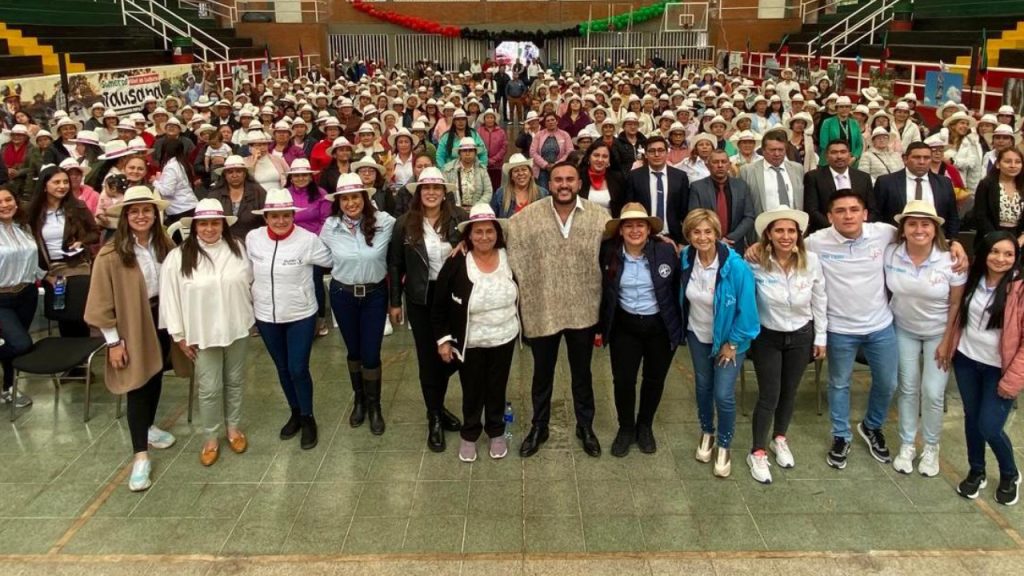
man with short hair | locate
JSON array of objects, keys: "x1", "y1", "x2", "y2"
[
  {"x1": 625, "y1": 136, "x2": 690, "y2": 243},
  {"x1": 805, "y1": 190, "x2": 898, "y2": 470},
  {"x1": 506, "y1": 161, "x2": 611, "y2": 459},
  {"x1": 803, "y1": 139, "x2": 874, "y2": 232},
  {"x1": 739, "y1": 129, "x2": 805, "y2": 243},
  {"x1": 688, "y1": 149, "x2": 755, "y2": 253},
  {"x1": 873, "y1": 141, "x2": 961, "y2": 238}
]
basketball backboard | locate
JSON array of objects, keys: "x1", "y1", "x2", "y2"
[{"x1": 663, "y1": 2, "x2": 709, "y2": 32}]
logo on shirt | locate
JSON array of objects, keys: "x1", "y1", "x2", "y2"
[{"x1": 658, "y1": 264, "x2": 671, "y2": 278}]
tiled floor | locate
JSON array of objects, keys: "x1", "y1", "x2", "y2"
[{"x1": 2, "y1": 324, "x2": 1024, "y2": 574}]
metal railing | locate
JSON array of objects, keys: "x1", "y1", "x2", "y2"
[
  {"x1": 799, "y1": 0, "x2": 839, "y2": 22},
  {"x1": 120, "y1": 0, "x2": 232, "y2": 61},
  {"x1": 808, "y1": 0, "x2": 897, "y2": 58},
  {"x1": 176, "y1": 0, "x2": 237, "y2": 24},
  {"x1": 210, "y1": 53, "x2": 321, "y2": 88},
  {"x1": 743, "y1": 50, "x2": 1021, "y2": 114},
  {"x1": 233, "y1": 0, "x2": 329, "y2": 22}
]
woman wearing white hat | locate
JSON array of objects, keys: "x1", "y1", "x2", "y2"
[
  {"x1": 784, "y1": 112, "x2": 817, "y2": 172},
  {"x1": 746, "y1": 206, "x2": 826, "y2": 484},
  {"x1": 269, "y1": 121, "x2": 304, "y2": 166},
  {"x1": 320, "y1": 173, "x2": 397, "y2": 435},
  {"x1": 96, "y1": 109, "x2": 120, "y2": 144},
  {"x1": 206, "y1": 155, "x2": 268, "y2": 239},
  {"x1": 945, "y1": 111, "x2": 985, "y2": 198},
  {"x1": 442, "y1": 137, "x2": 493, "y2": 210},
  {"x1": 353, "y1": 122, "x2": 389, "y2": 166},
  {"x1": 389, "y1": 167, "x2": 467, "y2": 451},
  {"x1": 2, "y1": 125, "x2": 34, "y2": 201},
  {"x1": 44, "y1": 117, "x2": 78, "y2": 166},
  {"x1": 892, "y1": 101, "x2": 923, "y2": 153},
  {"x1": 247, "y1": 189, "x2": 332, "y2": 450},
  {"x1": 85, "y1": 187, "x2": 177, "y2": 491},
  {"x1": 859, "y1": 127, "x2": 904, "y2": 185},
  {"x1": 387, "y1": 128, "x2": 418, "y2": 188},
  {"x1": 59, "y1": 157, "x2": 99, "y2": 215},
  {"x1": 680, "y1": 133, "x2": 715, "y2": 182},
  {"x1": 160, "y1": 198, "x2": 254, "y2": 467},
  {"x1": 883, "y1": 201, "x2": 965, "y2": 477},
  {"x1": 437, "y1": 110, "x2": 487, "y2": 169},
  {"x1": 432, "y1": 203, "x2": 520, "y2": 462},
  {"x1": 285, "y1": 158, "x2": 333, "y2": 337},
  {"x1": 490, "y1": 153, "x2": 548, "y2": 218},
  {"x1": 477, "y1": 109, "x2": 507, "y2": 192},
  {"x1": 243, "y1": 129, "x2": 288, "y2": 192},
  {"x1": 597, "y1": 203, "x2": 682, "y2": 458}
]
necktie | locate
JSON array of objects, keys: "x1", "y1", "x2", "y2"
[
  {"x1": 914, "y1": 177, "x2": 923, "y2": 201},
  {"x1": 654, "y1": 171, "x2": 665, "y2": 220},
  {"x1": 772, "y1": 166, "x2": 790, "y2": 206}
]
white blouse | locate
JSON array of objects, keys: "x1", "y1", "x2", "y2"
[
  {"x1": 423, "y1": 222, "x2": 451, "y2": 281},
  {"x1": 159, "y1": 238, "x2": 254, "y2": 349},
  {"x1": 41, "y1": 210, "x2": 66, "y2": 261},
  {"x1": 253, "y1": 156, "x2": 282, "y2": 192},
  {"x1": 685, "y1": 254, "x2": 718, "y2": 344},
  {"x1": 0, "y1": 222, "x2": 42, "y2": 287},
  {"x1": 466, "y1": 250, "x2": 519, "y2": 348},
  {"x1": 752, "y1": 251, "x2": 828, "y2": 346},
  {"x1": 958, "y1": 282, "x2": 1002, "y2": 368}
]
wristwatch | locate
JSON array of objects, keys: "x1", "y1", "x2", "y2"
[{"x1": 724, "y1": 342, "x2": 737, "y2": 352}]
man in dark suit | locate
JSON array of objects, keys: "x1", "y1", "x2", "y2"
[
  {"x1": 872, "y1": 141, "x2": 961, "y2": 238},
  {"x1": 688, "y1": 149, "x2": 755, "y2": 253},
  {"x1": 803, "y1": 139, "x2": 874, "y2": 232},
  {"x1": 625, "y1": 136, "x2": 690, "y2": 243}
]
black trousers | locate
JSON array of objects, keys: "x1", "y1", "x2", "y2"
[
  {"x1": 750, "y1": 322, "x2": 814, "y2": 452},
  {"x1": 0, "y1": 285, "x2": 38, "y2": 390},
  {"x1": 406, "y1": 282, "x2": 456, "y2": 414},
  {"x1": 127, "y1": 304, "x2": 171, "y2": 454},
  {"x1": 529, "y1": 326, "x2": 596, "y2": 428},
  {"x1": 459, "y1": 339, "x2": 515, "y2": 441},
  {"x1": 609, "y1": 308, "x2": 675, "y2": 430}
]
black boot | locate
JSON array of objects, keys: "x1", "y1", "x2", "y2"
[
  {"x1": 363, "y1": 367, "x2": 386, "y2": 436},
  {"x1": 280, "y1": 407, "x2": 301, "y2": 440},
  {"x1": 427, "y1": 411, "x2": 446, "y2": 452},
  {"x1": 300, "y1": 415, "x2": 318, "y2": 450},
  {"x1": 348, "y1": 360, "x2": 366, "y2": 428},
  {"x1": 439, "y1": 407, "x2": 462, "y2": 432}
]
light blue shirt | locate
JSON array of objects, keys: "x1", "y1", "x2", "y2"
[
  {"x1": 319, "y1": 210, "x2": 396, "y2": 284},
  {"x1": 619, "y1": 248, "x2": 659, "y2": 315}
]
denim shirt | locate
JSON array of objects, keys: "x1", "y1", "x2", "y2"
[{"x1": 320, "y1": 210, "x2": 396, "y2": 284}]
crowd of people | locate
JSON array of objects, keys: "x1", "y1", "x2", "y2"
[{"x1": 0, "y1": 57, "x2": 1023, "y2": 509}]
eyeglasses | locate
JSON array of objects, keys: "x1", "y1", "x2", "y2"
[{"x1": 646, "y1": 148, "x2": 667, "y2": 155}]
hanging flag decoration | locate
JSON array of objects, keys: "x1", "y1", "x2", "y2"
[
  {"x1": 972, "y1": 28, "x2": 989, "y2": 84},
  {"x1": 879, "y1": 30, "x2": 890, "y2": 70},
  {"x1": 774, "y1": 34, "x2": 790, "y2": 60},
  {"x1": 349, "y1": 0, "x2": 671, "y2": 42}
]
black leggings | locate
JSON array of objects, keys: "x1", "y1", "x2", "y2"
[
  {"x1": 406, "y1": 282, "x2": 455, "y2": 413},
  {"x1": 127, "y1": 305, "x2": 171, "y2": 454}
]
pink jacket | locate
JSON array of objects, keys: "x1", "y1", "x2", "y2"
[
  {"x1": 529, "y1": 128, "x2": 573, "y2": 178},
  {"x1": 478, "y1": 125, "x2": 507, "y2": 170},
  {"x1": 950, "y1": 279, "x2": 1024, "y2": 398}
]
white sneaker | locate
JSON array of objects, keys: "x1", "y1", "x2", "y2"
[
  {"x1": 713, "y1": 447, "x2": 732, "y2": 478},
  {"x1": 128, "y1": 458, "x2": 152, "y2": 492},
  {"x1": 770, "y1": 436, "x2": 795, "y2": 469},
  {"x1": 747, "y1": 451, "x2": 772, "y2": 484},
  {"x1": 383, "y1": 317, "x2": 394, "y2": 336},
  {"x1": 0, "y1": 389, "x2": 32, "y2": 408},
  {"x1": 147, "y1": 426, "x2": 176, "y2": 449},
  {"x1": 918, "y1": 444, "x2": 940, "y2": 477},
  {"x1": 893, "y1": 443, "x2": 916, "y2": 474},
  {"x1": 695, "y1": 433, "x2": 714, "y2": 463}
]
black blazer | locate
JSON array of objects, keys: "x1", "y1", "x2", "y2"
[
  {"x1": 974, "y1": 175, "x2": 1024, "y2": 242},
  {"x1": 580, "y1": 169, "x2": 628, "y2": 217},
  {"x1": 803, "y1": 166, "x2": 874, "y2": 233},
  {"x1": 688, "y1": 176, "x2": 756, "y2": 254},
  {"x1": 388, "y1": 208, "x2": 467, "y2": 307},
  {"x1": 598, "y1": 238, "x2": 683, "y2": 348},
  {"x1": 872, "y1": 169, "x2": 960, "y2": 238},
  {"x1": 625, "y1": 165, "x2": 689, "y2": 243}
]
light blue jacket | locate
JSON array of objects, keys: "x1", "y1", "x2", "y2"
[{"x1": 679, "y1": 242, "x2": 760, "y2": 356}]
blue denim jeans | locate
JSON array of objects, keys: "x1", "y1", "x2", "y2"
[
  {"x1": 953, "y1": 352, "x2": 1018, "y2": 477},
  {"x1": 256, "y1": 315, "x2": 317, "y2": 416},
  {"x1": 826, "y1": 323, "x2": 898, "y2": 440},
  {"x1": 330, "y1": 280, "x2": 388, "y2": 370},
  {"x1": 895, "y1": 326, "x2": 949, "y2": 446},
  {"x1": 686, "y1": 331, "x2": 743, "y2": 449}
]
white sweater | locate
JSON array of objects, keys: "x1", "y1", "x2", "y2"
[
  {"x1": 246, "y1": 226, "x2": 333, "y2": 324},
  {"x1": 160, "y1": 238, "x2": 254, "y2": 349}
]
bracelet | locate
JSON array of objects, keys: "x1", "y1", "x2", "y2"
[{"x1": 106, "y1": 339, "x2": 124, "y2": 349}]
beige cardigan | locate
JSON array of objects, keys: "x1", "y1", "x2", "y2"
[
  {"x1": 83, "y1": 244, "x2": 164, "y2": 395},
  {"x1": 507, "y1": 196, "x2": 610, "y2": 338}
]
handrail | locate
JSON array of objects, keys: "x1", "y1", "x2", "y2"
[
  {"x1": 176, "y1": 0, "x2": 237, "y2": 25},
  {"x1": 816, "y1": 0, "x2": 897, "y2": 57},
  {"x1": 807, "y1": 0, "x2": 881, "y2": 55},
  {"x1": 800, "y1": 0, "x2": 839, "y2": 22},
  {"x1": 120, "y1": 0, "x2": 231, "y2": 62},
  {"x1": 234, "y1": 0, "x2": 329, "y2": 22}
]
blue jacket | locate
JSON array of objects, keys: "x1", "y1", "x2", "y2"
[
  {"x1": 679, "y1": 242, "x2": 760, "y2": 356},
  {"x1": 599, "y1": 239, "x2": 683, "y2": 348}
]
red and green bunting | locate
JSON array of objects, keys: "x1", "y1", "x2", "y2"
[{"x1": 350, "y1": 0, "x2": 670, "y2": 42}]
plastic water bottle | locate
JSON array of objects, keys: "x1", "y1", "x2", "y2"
[
  {"x1": 53, "y1": 275, "x2": 67, "y2": 311},
  {"x1": 503, "y1": 402, "x2": 514, "y2": 442}
]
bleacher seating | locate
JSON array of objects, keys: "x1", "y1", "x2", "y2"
[{"x1": 0, "y1": 0, "x2": 262, "y2": 77}]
